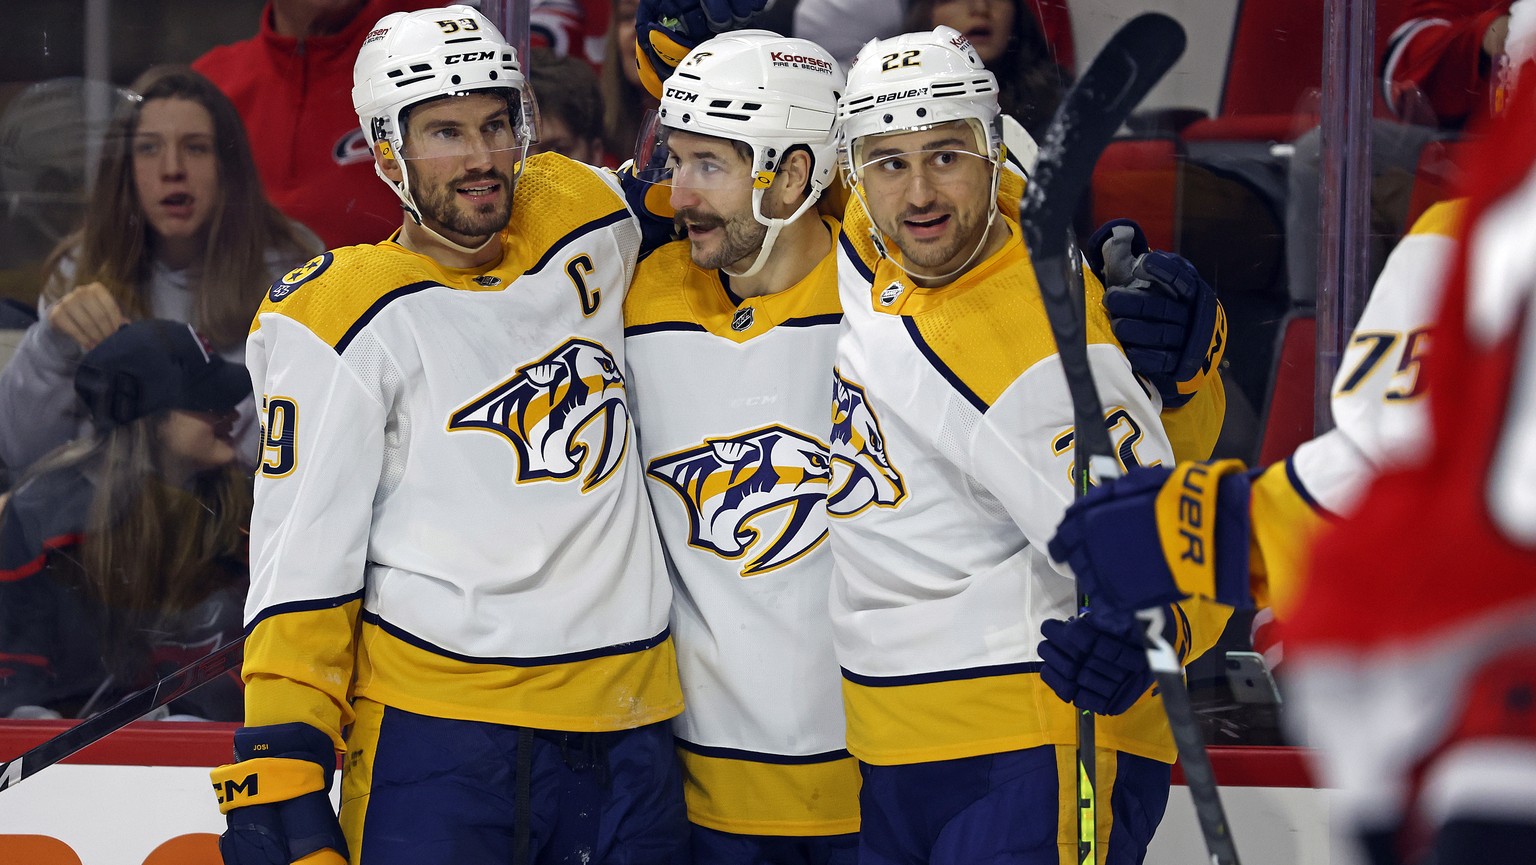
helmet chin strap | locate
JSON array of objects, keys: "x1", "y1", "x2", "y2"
[
  {"x1": 849, "y1": 161, "x2": 1004, "y2": 287},
  {"x1": 722, "y1": 187, "x2": 822, "y2": 280}
]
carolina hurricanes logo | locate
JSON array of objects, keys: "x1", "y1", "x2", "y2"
[
  {"x1": 648, "y1": 425, "x2": 832, "y2": 576},
  {"x1": 449, "y1": 337, "x2": 630, "y2": 491},
  {"x1": 827, "y1": 370, "x2": 906, "y2": 517}
]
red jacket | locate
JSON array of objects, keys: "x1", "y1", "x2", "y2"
[
  {"x1": 193, "y1": 0, "x2": 441, "y2": 249},
  {"x1": 1382, "y1": 0, "x2": 1513, "y2": 128}
]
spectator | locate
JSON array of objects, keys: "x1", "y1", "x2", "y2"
[
  {"x1": 794, "y1": 0, "x2": 1073, "y2": 73},
  {"x1": 0, "y1": 66, "x2": 319, "y2": 477},
  {"x1": 528, "y1": 46, "x2": 609, "y2": 165},
  {"x1": 0, "y1": 319, "x2": 252, "y2": 722},
  {"x1": 601, "y1": 0, "x2": 659, "y2": 159},
  {"x1": 1383, "y1": 0, "x2": 1512, "y2": 129},
  {"x1": 905, "y1": 0, "x2": 1071, "y2": 137},
  {"x1": 192, "y1": 0, "x2": 443, "y2": 248}
]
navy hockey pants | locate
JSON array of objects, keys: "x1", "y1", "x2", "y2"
[
  {"x1": 339, "y1": 698, "x2": 688, "y2": 865},
  {"x1": 856, "y1": 745, "x2": 1170, "y2": 865},
  {"x1": 688, "y1": 823, "x2": 858, "y2": 865}
]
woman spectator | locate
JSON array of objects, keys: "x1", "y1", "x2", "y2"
[
  {"x1": 0, "y1": 319, "x2": 252, "y2": 721},
  {"x1": 905, "y1": 0, "x2": 1072, "y2": 137},
  {"x1": 600, "y1": 0, "x2": 660, "y2": 160},
  {"x1": 0, "y1": 65, "x2": 320, "y2": 474}
]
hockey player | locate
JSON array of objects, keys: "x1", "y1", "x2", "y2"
[
  {"x1": 827, "y1": 27, "x2": 1231, "y2": 865},
  {"x1": 624, "y1": 32, "x2": 859, "y2": 864},
  {"x1": 207, "y1": 7, "x2": 687, "y2": 865}
]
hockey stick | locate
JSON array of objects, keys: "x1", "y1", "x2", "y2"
[
  {"x1": 0, "y1": 635, "x2": 245, "y2": 792},
  {"x1": 1020, "y1": 12, "x2": 1241, "y2": 865}
]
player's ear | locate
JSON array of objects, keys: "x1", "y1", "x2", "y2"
[
  {"x1": 375, "y1": 140, "x2": 403, "y2": 182},
  {"x1": 772, "y1": 148, "x2": 814, "y2": 206}
]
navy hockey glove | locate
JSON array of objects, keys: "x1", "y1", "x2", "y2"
[
  {"x1": 1039, "y1": 613, "x2": 1155, "y2": 715},
  {"x1": 1086, "y1": 219, "x2": 1225, "y2": 408},
  {"x1": 634, "y1": 0, "x2": 769, "y2": 98},
  {"x1": 212, "y1": 723, "x2": 347, "y2": 865},
  {"x1": 1047, "y1": 460, "x2": 1255, "y2": 617}
]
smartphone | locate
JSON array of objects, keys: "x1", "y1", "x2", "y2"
[{"x1": 1225, "y1": 650, "x2": 1283, "y2": 705}]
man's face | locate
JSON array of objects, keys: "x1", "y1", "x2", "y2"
[
  {"x1": 854, "y1": 121, "x2": 995, "y2": 279},
  {"x1": 663, "y1": 129, "x2": 767, "y2": 271},
  {"x1": 531, "y1": 113, "x2": 600, "y2": 165},
  {"x1": 400, "y1": 92, "x2": 522, "y2": 245}
]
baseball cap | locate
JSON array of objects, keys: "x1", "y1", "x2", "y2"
[{"x1": 75, "y1": 320, "x2": 252, "y2": 430}]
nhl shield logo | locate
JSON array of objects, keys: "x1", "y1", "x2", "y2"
[
  {"x1": 731, "y1": 306, "x2": 755, "y2": 331},
  {"x1": 448, "y1": 337, "x2": 631, "y2": 491},
  {"x1": 879, "y1": 281, "x2": 904, "y2": 306},
  {"x1": 648, "y1": 424, "x2": 832, "y2": 576}
]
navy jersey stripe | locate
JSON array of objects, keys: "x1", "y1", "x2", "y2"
[
  {"x1": 782, "y1": 313, "x2": 844, "y2": 328},
  {"x1": 246, "y1": 588, "x2": 368, "y2": 634},
  {"x1": 334, "y1": 282, "x2": 438, "y2": 354},
  {"x1": 675, "y1": 739, "x2": 853, "y2": 765},
  {"x1": 624, "y1": 321, "x2": 709, "y2": 337},
  {"x1": 841, "y1": 660, "x2": 1044, "y2": 687},
  {"x1": 839, "y1": 230, "x2": 875, "y2": 282},
  {"x1": 1284, "y1": 455, "x2": 1338, "y2": 519},
  {"x1": 361, "y1": 611, "x2": 672, "y2": 666},
  {"x1": 525, "y1": 208, "x2": 632, "y2": 276},
  {"x1": 903, "y1": 317, "x2": 990, "y2": 413}
]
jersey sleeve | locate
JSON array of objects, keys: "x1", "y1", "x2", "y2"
[
  {"x1": 241, "y1": 313, "x2": 390, "y2": 748},
  {"x1": 1382, "y1": 0, "x2": 1510, "y2": 126}
]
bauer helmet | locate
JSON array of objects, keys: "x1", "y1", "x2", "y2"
[
  {"x1": 636, "y1": 31, "x2": 844, "y2": 277},
  {"x1": 837, "y1": 26, "x2": 1002, "y2": 178},
  {"x1": 352, "y1": 5, "x2": 532, "y2": 247}
]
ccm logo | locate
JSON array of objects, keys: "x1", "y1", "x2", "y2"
[
  {"x1": 213, "y1": 773, "x2": 258, "y2": 805},
  {"x1": 444, "y1": 50, "x2": 495, "y2": 64},
  {"x1": 876, "y1": 88, "x2": 927, "y2": 103},
  {"x1": 665, "y1": 88, "x2": 699, "y2": 103}
]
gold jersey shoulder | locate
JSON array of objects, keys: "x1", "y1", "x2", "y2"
[
  {"x1": 254, "y1": 154, "x2": 628, "y2": 349},
  {"x1": 1409, "y1": 197, "x2": 1464, "y2": 239},
  {"x1": 626, "y1": 239, "x2": 702, "y2": 330}
]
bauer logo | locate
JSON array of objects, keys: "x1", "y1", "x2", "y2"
[
  {"x1": 269, "y1": 252, "x2": 333, "y2": 302},
  {"x1": 648, "y1": 424, "x2": 832, "y2": 576},
  {"x1": 827, "y1": 370, "x2": 906, "y2": 517},
  {"x1": 448, "y1": 337, "x2": 631, "y2": 492},
  {"x1": 876, "y1": 88, "x2": 927, "y2": 104}
]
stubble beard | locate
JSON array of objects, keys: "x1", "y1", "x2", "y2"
[
  {"x1": 677, "y1": 206, "x2": 768, "y2": 271},
  {"x1": 413, "y1": 168, "x2": 515, "y2": 244},
  {"x1": 883, "y1": 204, "x2": 986, "y2": 276}
]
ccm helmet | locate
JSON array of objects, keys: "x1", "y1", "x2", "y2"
[
  {"x1": 639, "y1": 31, "x2": 844, "y2": 276},
  {"x1": 837, "y1": 26, "x2": 1001, "y2": 176},
  {"x1": 352, "y1": 5, "x2": 531, "y2": 247}
]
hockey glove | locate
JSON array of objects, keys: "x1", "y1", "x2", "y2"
[
  {"x1": 211, "y1": 722, "x2": 347, "y2": 865},
  {"x1": 633, "y1": 0, "x2": 770, "y2": 98},
  {"x1": 1047, "y1": 460, "x2": 1255, "y2": 618},
  {"x1": 1039, "y1": 613, "x2": 1156, "y2": 715},
  {"x1": 1085, "y1": 219, "x2": 1226, "y2": 408}
]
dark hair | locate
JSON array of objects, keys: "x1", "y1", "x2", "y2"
[
  {"x1": 528, "y1": 47, "x2": 605, "y2": 144},
  {"x1": 41, "y1": 65, "x2": 316, "y2": 350},
  {"x1": 905, "y1": 0, "x2": 1072, "y2": 137}
]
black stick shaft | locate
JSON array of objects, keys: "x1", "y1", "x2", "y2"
[{"x1": 0, "y1": 635, "x2": 245, "y2": 791}]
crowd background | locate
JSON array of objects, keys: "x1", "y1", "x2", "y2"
[{"x1": 0, "y1": 0, "x2": 1497, "y2": 743}]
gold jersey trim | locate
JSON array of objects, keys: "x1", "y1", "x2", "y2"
[{"x1": 676, "y1": 745, "x2": 862, "y2": 836}]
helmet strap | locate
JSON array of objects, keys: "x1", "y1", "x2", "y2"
[
  {"x1": 850, "y1": 160, "x2": 1004, "y2": 287},
  {"x1": 722, "y1": 184, "x2": 823, "y2": 280}
]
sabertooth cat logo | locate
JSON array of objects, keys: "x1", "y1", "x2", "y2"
[
  {"x1": 449, "y1": 337, "x2": 630, "y2": 491},
  {"x1": 648, "y1": 425, "x2": 832, "y2": 576},
  {"x1": 827, "y1": 370, "x2": 906, "y2": 517}
]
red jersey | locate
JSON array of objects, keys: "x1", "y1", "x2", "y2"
[{"x1": 1382, "y1": 0, "x2": 1513, "y2": 127}]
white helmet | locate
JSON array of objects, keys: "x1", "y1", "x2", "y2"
[
  {"x1": 352, "y1": 5, "x2": 531, "y2": 248},
  {"x1": 838, "y1": 26, "x2": 1002, "y2": 173},
  {"x1": 640, "y1": 31, "x2": 843, "y2": 277}
]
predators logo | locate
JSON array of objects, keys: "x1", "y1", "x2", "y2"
[
  {"x1": 827, "y1": 370, "x2": 906, "y2": 517},
  {"x1": 449, "y1": 337, "x2": 630, "y2": 491},
  {"x1": 648, "y1": 425, "x2": 832, "y2": 576}
]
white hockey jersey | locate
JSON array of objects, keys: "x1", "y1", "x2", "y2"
[
  {"x1": 624, "y1": 218, "x2": 860, "y2": 836},
  {"x1": 242, "y1": 153, "x2": 681, "y2": 747},
  {"x1": 829, "y1": 201, "x2": 1227, "y2": 767},
  {"x1": 1250, "y1": 200, "x2": 1461, "y2": 613}
]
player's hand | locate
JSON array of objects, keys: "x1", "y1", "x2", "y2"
[
  {"x1": 211, "y1": 723, "x2": 347, "y2": 865},
  {"x1": 1047, "y1": 460, "x2": 1256, "y2": 616},
  {"x1": 1039, "y1": 613, "x2": 1155, "y2": 715},
  {"x1": 1085, "y1": 219, "x2": 1225, "y2": 408},
  {"x1": 634, "y1": 0, "x2": 770, "y2": 98},
  {"x1": 47, "y1": 282, "x2": 128, "y2": 352}
]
